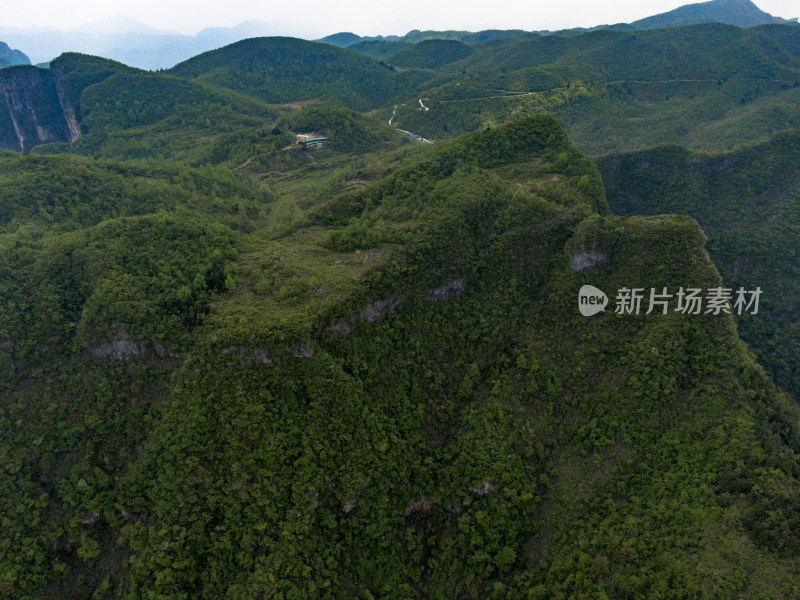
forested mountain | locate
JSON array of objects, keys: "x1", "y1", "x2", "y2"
[
  {"x1": 317, "y1": 32, "x2": 369, "y2": 47},
  {"x1": 388, "y1": 23, "x2": 800, "y2": 153},
  {"x1": 3, "y1": 115, "x2": 800, "y2": 598},
  {"x1": 0, "y1": 19, "x2": 320, "y2": 70},
  {"x1": 2, "y1": 7, "x2": 800, "y2": 598},
  {"x1": 347, "y1": 39, "x2": 413, "y2": 58},
  {"x1": 598, "y1": 132, "x2": 800, "y2": 401},
  {"x1": 3, "y1": 0, "x2": 793, "y2": 70},
  {"x1": 317, "y1": 29, "x2": 534, "y2": 49},
  {"x1": 631, "y1": 0, "x2": 795, "y2": 30},
  {"x1": 0, "y1": 65, "x2": 77, "y2": 152},
  {"x1": 0, "y1": 41, "x2": 29, "y2": 68},
  {"x1": 0, "y1": 54, "x2": 132, "y2": 152},
  {"x1": 316, "y1": 0, "x2": 796, "y2": 50},
  {"x1": 168, "y1": 37, "x2": 434, "y2": 111},
  {"x1": 8, "y1": 23, "x2": 799, "y2": 157},
  {"x1": 388, "y1": 39, "x2": 474, "y2": 68}
]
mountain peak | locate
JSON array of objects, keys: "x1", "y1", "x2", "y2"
[
  {"x1": 632, "y1": 0, "x2": 790, "y2": 29},
  {"x1": 0, "y1": 40, "x2": 31, "y2": 68}
]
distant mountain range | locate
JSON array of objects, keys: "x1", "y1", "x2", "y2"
[
  {"x1": 0, "y1": 18, "x2": 320, "y2": 70},
  {"x1": 631, "y1": 0, "x2": 794, "y2": 29},
  {"x1": 318, "y1": 29, "x2": 536, "y2": 49},
  {"x1": 0, "y1": 0, "x2": 796, "y2": 71},
  {"x1": 0, "y1": 41, "x2": 29, "y2": 68},
  {"x1": 320, "y1": 0, "x2": 797, "y2": 50}
]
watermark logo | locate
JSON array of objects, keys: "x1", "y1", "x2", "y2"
[
  {"x1": 579, "y1": 285, "x2": 762, "y2": 317},
  {"x1": 578, "y1": 285, "x2": 609, "y2": 317}
]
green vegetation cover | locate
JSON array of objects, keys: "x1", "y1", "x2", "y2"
[
  {"x1": 598, "y1": 132, "x2": 800, "y2": 401},
  {"x1": 2, "y1": 10, "x2": 800, "y2": 598},
  {"x1": 387, "y1": 24, "x2": 800, "y2": 153},
  {"x1": 3, "y1": 114, "x2": 800, "y2": 598},
  {"x1": 168, "y1": 37, "x2": 432, "y2": 112},
  {"x1": 388, "y1": 40, "x2": 474, "y2": 68},
  {"x1": 348, "y1": 40, "x2": 414, "y2": 59},
  {"x1": 6, "y1": 25, "x2": 800, "y2": 158}
]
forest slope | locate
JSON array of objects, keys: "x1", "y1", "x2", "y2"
[
  {"x1": 598, "y1": 131, "x2": 800, "y2": 401},
  {"x1": 1, "y1": 117, "x2": 799, "y2": 598}
]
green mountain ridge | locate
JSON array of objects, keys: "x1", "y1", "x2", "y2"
[
  {"x1": 5, "y1": 24, "x2": 800, "y2": 157},
  {"x1": 167, "y1": 37, "x2": 432, "y2": 111},
  {"x1": 317, "y1": 32, "x2": 371, "y2": 47},
  {"x1": 347, "y1": 39, "x2": 413, "y2": 59},
  {"x1": 314, "y1": 0, "x2": 796, "y2": 51},
  {"x1": 3, "y1": 116, "x2": 800, "y2": 598},
  {"x1": 388, "y1": 23, "x2": 800, "y2": 153},
  {"x1": 632, "y1": 0, "x2": 796, "y2": 30},
  {"x1": 317, "y1": 29, "x2": 533, "y2": 50},
  {"x1": 388, "y1": 39, "x2": 474, "y2": 69},
  {"x1": 0, "y1": 53, "x2": 290, "y2": 160},
  {"x1": 597, "y1": 131, "x2": 800, "y2": 401}
]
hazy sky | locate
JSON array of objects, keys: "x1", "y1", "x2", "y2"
[{"x1": 2, "y1": 0, "x2": 797, "y2": 36}]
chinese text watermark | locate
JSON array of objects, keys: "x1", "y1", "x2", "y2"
[{"x1": 579, "y1": 285, "x2": 761, "y2": 317}]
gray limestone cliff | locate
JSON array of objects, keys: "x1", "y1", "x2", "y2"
[
  {"x1": 0, "y1": 53, "x2": 122, "y2": 152},
  {"x1": 0, "y1": 66, "x2": 77, "y2": 152}
]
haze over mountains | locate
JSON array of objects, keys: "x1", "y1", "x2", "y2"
[
  {"x1": 0, "y1": 17, "x2": 321, "y2": 70},
  {"x1": 321, "y1": 0, "x2": 796, "y2": 49},
  {"x1": 0, "y1": 0, "x2": 796, "y2": 70}
]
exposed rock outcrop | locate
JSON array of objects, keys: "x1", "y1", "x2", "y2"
[
  {"x1": 289, "y1": 342, "x2": 314, "y2": 358},
  {"x1": 570, "y1": 249, "x2": 608, "y2": 271},
  {"x1": 221, "y1": 341, "x2": 314, "y2": 365},
  {"x1": 361, "y1": 298, "x2": 402, "y2": 323},
  {"x1": 0, "y1": 66, "x2": 77, "y2": 151},
  {"x1": 430, "y1": 278, "x2": 467, "y2": 301},
  {"x1": 91, "y1": 335, "x2": 179, "y2": 361},
  {"x1": 221, "y1": 346, "x2": 272, "y2": 365},
  {"x1": 690, "y1": 157, "x2": 737, "y2": 175},
  {"x1": 327, "y1": 297, "x2": 403, "y2": 340}
]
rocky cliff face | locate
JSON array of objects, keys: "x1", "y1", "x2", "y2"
[{"x1": 0, "y1": 65, "x2": 80, "y2": 152}]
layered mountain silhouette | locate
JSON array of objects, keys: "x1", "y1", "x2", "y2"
[
  {"x1": 0, "y1": 0, "x2": 794, "y2": 70},
  {"x1": 320, "y1": 0, "x2": 796, "y2": 50},
  {"x1": 0, "y1": 18, "x2": 320, "y2": 70}
]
